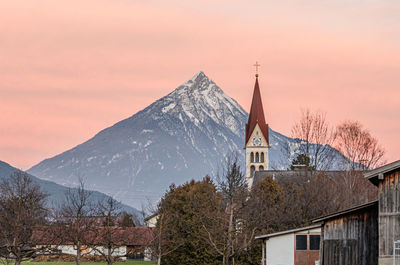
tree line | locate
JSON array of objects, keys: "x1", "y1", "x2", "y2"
[{"x1": 0, "y1": 173, "x2": 142, "y2": 265}]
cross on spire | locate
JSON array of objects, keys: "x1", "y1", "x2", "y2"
[{"x1": 253, "y1": 61, "x2": 260, "y2": 77}]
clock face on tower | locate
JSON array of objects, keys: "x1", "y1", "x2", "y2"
[{"x1": 252, "y1": 137, "x2": 262, "y2": 146}]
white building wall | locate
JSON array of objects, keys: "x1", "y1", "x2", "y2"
[
  {"x1": 146, "y1": 215, "x2": 158, "y2": 228},
  {"x1": 144, "y1": 247, "x2": 152, "y2": 261},
  {"x1": 265, "y1": 227, "x2": 321, "y2": 265},
  {"x1": 36, "y1": 245, "x2": 81, "y2": 256},
  {"x1": 266, "y1": 233, "x2": 294, "y2": 265},
  {"x1": 308, "y1": 227, "x2": 322, "y2": 234},
  {"x1": 92, "y1": 246, "x2": 127, "y2": 258},
  {"x1": 37, "y1": 245, "x2": 127, "y2": 259}
]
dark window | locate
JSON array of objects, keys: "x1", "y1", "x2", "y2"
[
  {"x1": 250, "y1": 152, "x2": 254, "y2": 163},
  {"x1": 256, "y1": 152, "x2": 259, "y2": 162},
  {"x1": 310, "y1": 235, "x2": 320, "y2": 250},
  {"x1": 127, "y1": 246, "x2": 145, "y2": 260},
  {"x1": 250, "y1": 166, "x2": 255, "y2": 177},
  {"x1": 296, "y1": 235, "x2": 307, "y2": 250},
  {"x1": 261, "y1": 152, "x2": 264, "y2": 162}
]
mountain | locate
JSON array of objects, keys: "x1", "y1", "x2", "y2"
[
  {"x1": 28, "y1": 72, "x2": 345, "y2": 208},
  {"x1": 0, "y1": 160, "x2": 139, "y2": 214}
]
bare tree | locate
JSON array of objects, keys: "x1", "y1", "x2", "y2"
[
  {"x1": 89, "y1": 197, "x2": 120, "y2": 265},
  {"x1": 147, "y1": 196, "x2": 185, "y2": 265},
  {"x1": 291, "y1": 109, "x2": 314, "y2": 155},
  {"x1": 90, "y1": 197, "x2": 146, "y2": 265},
  {"x1": 219, "y1": 159, "x2": 250, "y2": 265},
  {"x1": 57, "y1": 178, "x2": 94, "y2": 265},
  {"x1": 291, "y1": 109, "x2": 335, "y2": 170},
  {"x1": 334, "y1": 120, "x2": 385, "y2": 170},
  {"x1": 197, "y1": 157, "x2": 256, "y2": 265},
  {"x1": 279, "y1": 171, "x2": 344, "y2": 226},
  {"x1": 334, "y1": 170, "x2": 378, "y2": 209},
  {"x1": 0, "y1": 172, "x2": 48, "y2": 265},
  {"x1": 151, "y1": 212, "x2": 181, "y2": 265},
  {"x1": 328, "y1": 121, "x2": 383, "y2": 208}
]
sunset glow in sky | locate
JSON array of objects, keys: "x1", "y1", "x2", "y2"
[{"x1": 1, "y1": 0, "x2": 399, "y2": 169}]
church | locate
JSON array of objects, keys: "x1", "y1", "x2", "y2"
[
  {"x1": 244, "y1": 69, "x2": 343, "y2": 189},
  {"x1": 244, "y1": 70, "x2": 270, "y2": 188}
]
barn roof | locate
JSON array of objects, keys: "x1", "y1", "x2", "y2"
[
  {"x1": 255, "y1": 224, "x2": 321, "y2": 240},
  {"x1": 312, "y1": 200, "x2": 378, "y2": 223},
  {"x1": 364, "y1": 160, "x2": 400, "y2": 186}
]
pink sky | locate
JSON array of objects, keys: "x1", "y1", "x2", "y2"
[{"x1": 1, "y1": 0, "x2": 399, "y2": 169}]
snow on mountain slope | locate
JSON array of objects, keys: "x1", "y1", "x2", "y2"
[{"x1": 28, "y1": 72, "x2": 344, "y2": 208}]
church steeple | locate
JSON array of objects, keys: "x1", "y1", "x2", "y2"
[
  {"x1": 245, "y1": 76, "x2": 269, "y2": 146},
  {"x1": 245, "y1": 68, "x2": 269, "y2": 188}
]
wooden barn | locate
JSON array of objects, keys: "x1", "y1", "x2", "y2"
[
  {"x1": 314, "y1": 160, "x2": 400, "y2": 265},
  {"x1": 366, "y1": 160, "x2": 400, "y2": 265},
  {"x1": 313, "y1": 200, "x2": 378, "y2": 265}
]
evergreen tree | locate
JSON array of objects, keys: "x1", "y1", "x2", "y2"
[
  {"x1": 119, "y1": 212, "x2": 136, "y2": 227},
  {"x1": 290, "y1": 153, "x2": 316, "y2": 170},
  {"x1": 154, "y1": 177, "x2": 221, "y2": 265}
]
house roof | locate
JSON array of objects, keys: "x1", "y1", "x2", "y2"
[
  {"x1": 32, "y1": 226, "x2": 153, "y2": 246},
  {"x1": 245, "y1": 77, "x2": 268, "y2": 145},
  {"x1": 364, "y1": 160, "x2": 400, "y2": 186},
  {"x1": 255, "y1": 224, "x2": 321, "y2": 240},
  {"x1": 312, "y1": 200, "x2": 378, "y2": 223}
]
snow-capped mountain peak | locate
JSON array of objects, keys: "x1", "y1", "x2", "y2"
[
  {"x1": 182, "y1": 70, "x2": 206, "y2": 84},
  {"x1": 28, "y1": 72, "x2": 249, "y2": 208},
  {"x1": 158, "y1": 72, "x2": 246, "y2": 136}
]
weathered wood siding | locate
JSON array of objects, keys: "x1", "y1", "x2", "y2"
[
  {"x1": 379, "y1": 170, "x2": 400, "y2": 258},
  {"x1": 321, "y1": 205, "x2": 378, "y2": 265}
]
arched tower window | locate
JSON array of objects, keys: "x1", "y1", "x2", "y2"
[
  {"x1": 261, "y1": 152, "x2": 265, "y2": 163},
  {"x1": 256, "y1": 152, "x2": 259, "y2": 163},
  {"x1": 250, "y1": 152, "x2": 254, "y2": 163},
  {"x1": 250, "y1": 165, "x2": 255, "y2": 177},
  {"x1": 259, "y1": 165, "x2": 264, "y2": 171}
]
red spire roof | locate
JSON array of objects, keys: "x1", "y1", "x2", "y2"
[{"x1": 245, "y1": 77, "x2": 269, "y2": 145}]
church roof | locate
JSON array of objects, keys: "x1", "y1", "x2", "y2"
[
  {"x1": 253, "y1": 169, "x2": 362, "y2": 186},
  {"x1": 245, "y1": 77, "x2": 268, "y2": 144}
]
